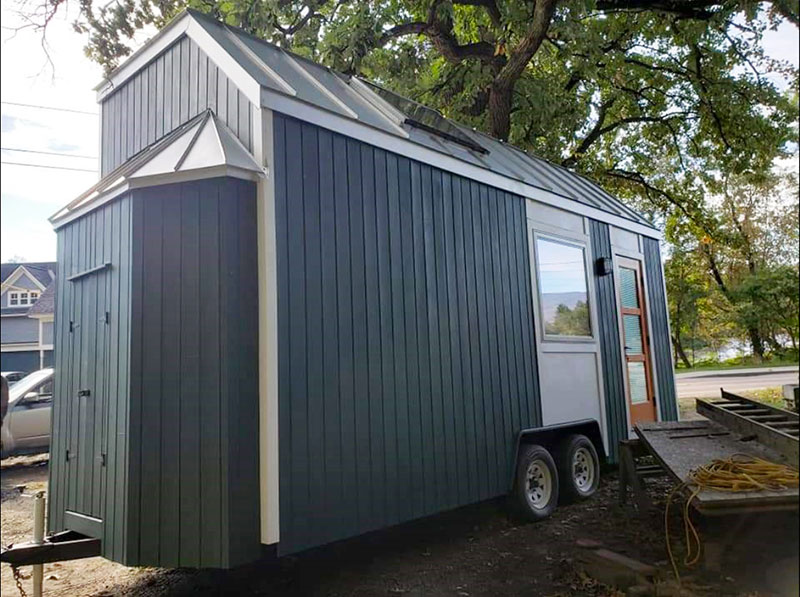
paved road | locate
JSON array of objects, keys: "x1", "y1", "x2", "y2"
[{"x1": 675, "y1": 366, "x2": 799, "y2": 398}]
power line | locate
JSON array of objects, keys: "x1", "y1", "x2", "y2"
[
  {"x1": 1, "y1": 147, "x2": 97, "y2": 159},
  {"x1": 1, "y1": 161, "x2": 97, "y2": 173},
  {"x1": 1, "y1": 101, "x2": 98, "y2": 116}
]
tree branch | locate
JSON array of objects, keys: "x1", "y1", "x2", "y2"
[{"x1": 454, "y1": 0, "x2": 502, "y2": 27}]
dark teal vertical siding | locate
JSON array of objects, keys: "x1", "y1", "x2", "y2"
[
  {"x1": 642, "y1": 237, "x2": 678, "y2": 421},
  {"x1": 126, "y1": 178, "x2": 261, "y2": 568},
  {"x1": 49, "y1": 196, "x2": 132, "y2": 563},
  {"x1": 589, "y1": 220, "x2": 627, "y2": 463},
  {"x1": 100, "y1": 36, "x2": 253, "y2": 175},
  {"x1": 52, "y1": 177, "x2": 261, "y2": 570},
  {"x1": 274, "y1": 113, "x2": 542, "y2": 555}
]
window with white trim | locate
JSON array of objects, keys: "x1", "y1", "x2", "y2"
[
  {"x1": 7, "y1": 290, "x2": 39, "y2": 307},
  {"x1": 534, "y1": 236, "x2": 592, "y2": 338}
]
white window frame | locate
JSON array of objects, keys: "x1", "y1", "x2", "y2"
[
  {"x1": 8, "y1": 290, "x2": 39, "y2": 306},
  {"x1": 532, "y1": 232, "x2": 595, "y2": 343}
]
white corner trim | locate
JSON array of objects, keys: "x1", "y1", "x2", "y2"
[
  {"x1": 95, "y1": 13, "x2": 262, "y2": 107},
  {"x1": 256, "y1": 106, "x2": 280, "y2": 545},
  {"x1": 262, "y1": 89, "x2": 663, "y2": 240},
  {"x1": 96, "y1": 15, "x2": 191, "y2": 100}
]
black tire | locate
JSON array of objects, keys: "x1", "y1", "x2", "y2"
[
  {"x1": 512, "y1": 444, "x2": 559, "y2": 521},
  {"x1": 555, "y1": 434, "x2": 600, "y2": 503}
]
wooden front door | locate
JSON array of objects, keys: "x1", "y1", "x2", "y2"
[{"x1": 617, "y1": 257, "x2": 657, "y2": 424}]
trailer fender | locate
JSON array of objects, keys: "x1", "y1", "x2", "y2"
[{"x1": 509, "y1": 419, "x2": 606, "y2": 492}]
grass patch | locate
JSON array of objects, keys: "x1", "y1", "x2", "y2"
[
  {"x1": 739, "y1": 386, "x2": 786, "y2": 408},
  {"x1": 675, "y1": 352, "x2": 799, "y2": 373},
  {"x1": 680, "y1": 386, "x2": 792, "y2": 419}
]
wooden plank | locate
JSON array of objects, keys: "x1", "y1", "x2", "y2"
[
  {"x1": 487, "y1": 187, "x2": 512, "y2": 477},
  {"x1": 179, "y1": 183, "x2": 201, "y2": 567},
  {"x1": 162, "y1": 47, "x2": 173, "y2": 134},
  {"x1": 412, "y1": 160, "x2": 435, "y2": 513},
  {"x1": 104, "y1": 202, "x2": 119, "y2": 561},
  {"x1": 319, "y1": 128, "x2": 343, "y2": 543},
  {"x1": 453, "y1": 176, "x2": 478, "y2": 498},
  {"x1": 388, "y1": 152, "x2": 411, "y2": 523},
  {"x1": 217, "y1": 178, "x2": 235, "y2": 565},
  {"x1": 138, "y1": 189, "x2": 163, "y2": 564},
  {"x1": 362, "y1": 143, "x2": 385, "y2": 529},
  {"x1": 158, "y1": 190, "x2": 181, "y2": 567},
  {"x1": 179, "y1": 37, "x2": 190, "y2": 123},
  {"x1": 434, "y1": 170, "x2": 458, "y2": 508},
  {"x1": 198, "y1": 184, "x2": 222, "y2": 567},
  {"x1": 188, "y1": 39, "x2": 198, "y2": 118},
  {"x1": 479, "y1": 183, "x2": 502, "y2": 491},
  {"x1": 375, "y1": 148, "x2": 399, "y2": 526},
  {"x1": 444, "y1": 173, "x2": 468, "y2": 502},
  {"x1": 302, "y1": 123, "x2": 326, "y2": 544},
  {"x1": 468, "y1": 179, "x2": 492, "y2": 498},
  {"x1": 285, "y1": 117, "x2": 309, "y2": 549},
  {"x1": 402, "y1": 158, "x2": 424, "y2": 519},
  {"x1": 635, "y1": 421, "x2": 798, "y2": 513},
  {"x1": 696, "y1": 398, "x2": 798, "y2": 464},
  {"x1": 421, "y1": 164, "x2": 442, "y2": 511}
]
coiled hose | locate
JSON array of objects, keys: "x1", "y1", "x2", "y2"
[{"x1": 665, "y1": 453, "x2": 799, "y2": 583}]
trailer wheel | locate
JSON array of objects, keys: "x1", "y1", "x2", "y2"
[
  {"x1": 513, "y1": 444, "x2": 559, "y2": 521},
  {"x1": 555, "y1": 434, "x2": 599, "y2": 503}
]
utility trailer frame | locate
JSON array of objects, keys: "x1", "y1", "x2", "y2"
[{"x1": 619, "y1": 389, "x2": 799, "y2": 516}]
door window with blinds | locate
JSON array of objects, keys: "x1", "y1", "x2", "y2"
[
  {"x1": 617, "y1": 256, "x2": 656, "y2": 421},
  {"x1": 535, "y1": 236, "x2": 592, "y2": 338}
]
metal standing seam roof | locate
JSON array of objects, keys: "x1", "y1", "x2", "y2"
[
  {"x1": 185, "y1": 9, "x2": 655, "y2": 229},
  {"x1": 50, "y1": 110, "x2": 263, "y2": 225}
]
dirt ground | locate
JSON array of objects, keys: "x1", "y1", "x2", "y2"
[{"x1": 2, "y1": 453, "x2": 798, "y2": 597}]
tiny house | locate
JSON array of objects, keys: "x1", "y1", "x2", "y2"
[{"x1": 46, "y1": 9, "x2": 678, "y2": 568}]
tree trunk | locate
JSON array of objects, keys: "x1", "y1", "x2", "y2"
[
  {"x1": 488, "y1": 83, "x2": 513, "y2": 140},
  {"x1": 748, "y1": 327, "x2": 765, "y2": 361},
  {"x1": 672, "y1": 334, "x2": 692, "y2": 369}
]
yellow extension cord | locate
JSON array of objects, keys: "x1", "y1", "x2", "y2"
[{"x1": 664, "y1": 453, "x2": 799, "y2": 583}]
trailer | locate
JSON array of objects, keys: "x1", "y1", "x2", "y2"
[{"x1": 8, "y1": 9, "x2": 678, "y2": 569}]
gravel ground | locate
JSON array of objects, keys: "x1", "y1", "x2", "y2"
[{"x1": 2, "y1": 453, "x2": 798, "y2": 596}]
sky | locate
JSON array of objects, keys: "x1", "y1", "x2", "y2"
[{"x1": 1, "y1": 7, "x2": 799, "y2": 263}]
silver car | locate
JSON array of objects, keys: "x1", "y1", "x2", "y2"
[
  {"x1": 1, "y1": 368, "x2": 54, "y2": 458},
  {"x1": 1, "y1": 371, "x2": 27, "y2": 386}
]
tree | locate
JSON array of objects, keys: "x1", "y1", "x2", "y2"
[
  {"x1": 664, "y1": 240, "x2": 705, "y2": 367},
  {"x1": 547, "y1": 300, "x2": 591, "y2": 336},
  {"x1": 680, "y1": 168, "x2": 799, "y2": 360},
  {"x1": 12, "y1": 0, "x2": 798, "y2": 229}
]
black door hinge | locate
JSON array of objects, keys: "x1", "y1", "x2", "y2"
[
  {"x1": 100, "y1": 311, "x2": 109, "y2": 324},
  {"x1": 98, "y1": 453, "x2": 106, "y2": 467},
  {"x1": 65, "y1": 449, "x2": 71, "y2": 462}
]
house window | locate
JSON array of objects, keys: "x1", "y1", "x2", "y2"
[
  {"x1": 535, "y1": 236, "x2": 592, "y2": 338},
  {"x1": 8, "y1": 291, "x2": 39, "y2": 306}
]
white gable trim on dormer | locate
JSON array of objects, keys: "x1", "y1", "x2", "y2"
[
  {"x1": 95, "y1": 11, "x2": 261, "y2": 107},
  {"x1": 1, "y1": 266, "x2": 48, "y2": 294}
]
